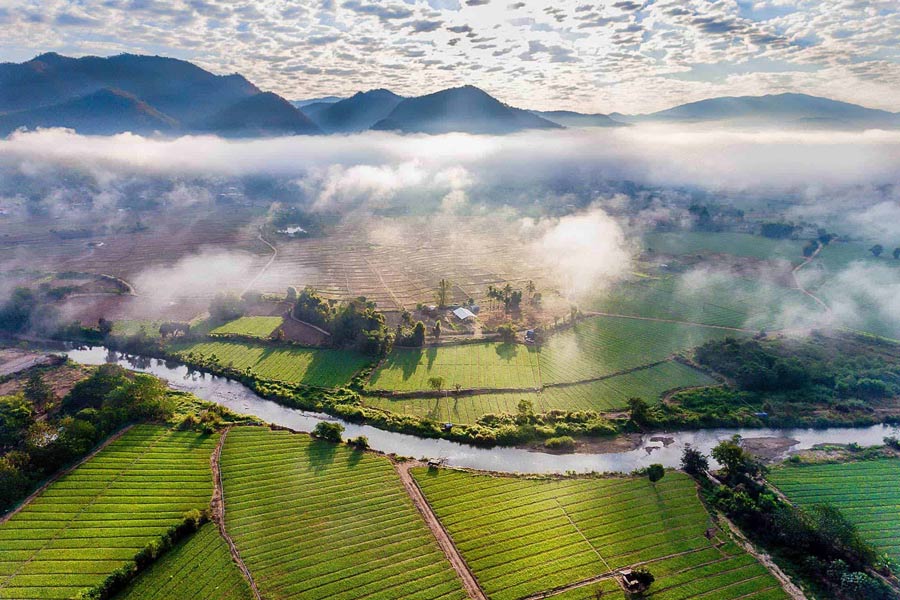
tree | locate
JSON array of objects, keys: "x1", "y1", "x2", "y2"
[
  {"x1": 436, "y1": 279, "x2": 452, "y2": 308},
  {"x1": 0, "y1": 395, "x2": 33, "y2": 448},
  {"x1": 427, "y1": 376, "x2": 445, "y2": 395},
  {"x1": 628, "y1": 568, "x2": 655, "y2": 592},
  {"x1": 526, "y1": 280, "x2": 536, "y2": 298},
  {"x1": 433, "y1": 320, "x2": 441, "y2": 338},
  {"x1": 711, "y1": 435, "x2": 762, "y2": 483},
  {"x1": 497, "y1": 323, "x2": 516, "y2": 343},
  {"x1": 627, "y1": 397, "x2": 651, "y2": 426},
  {"x1": 893, "y1": 247, "x2": 900, "y2": 260},
  {"x1": 209, "y1": 293, "x2": 244, "y2": 323},
  {"x1": 647, "y1": 463, "x2": 665, "y2": 483},
  {"x1": 24, "y1": 372, "x2": 54, "y2": 405},
  {"x1": 286, "y1": 286, "x2": 298, "y2": 302},
  {"x1": 312, "y1": 421, "x2": 344, "y2": 443},
  {"x1": 680, "y1": 447, "x2": 709, "y2": 476},
  {"x1": 97, "y1": 317, "x2": 113, "y2": 337},
  {"x1": 516, "y1": 398, "x2": 533, "y2": 424},
  {"x1": 412, "y1": 321, "x2": 426, "y2": 346},
  {"x1": 870, "y1": 244, "x2": 884, "y2": 257}
]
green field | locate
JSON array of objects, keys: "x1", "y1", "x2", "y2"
[
  {"x1": 413, "y1": 469, "x2": 788, "y2": 600},
  {"x1": 210, "y1": 316, "x2": 283, "y2": 339},
  {"x1": 367, "y1": 342, "x2": 541, "y2": 391},
  {"x1": 220, "y1": 427, "x2": 466, "y2": 600},
  {"x1": 769, "y1": 459, "x2": 900, "y2": 564},
  {"x1": 172, "y1": 340, "x2": 369, "y2": 388},
  {"x1": 590, "y1": 274, "x2": 821, "y2": 330},
  {"x1": 0, "y1": 425, "x2": 217, "y2": 599},
  {"x1": 644, "y1": 232, "x2": 805, "y2": 262},
  {"x1": 364, "y1": 360, "x2": 715, "y2": 423},
  {"x1": 367, "y1": 316, "x2": 730, "y2": 393},
  {"x1": 537, "y1": 316, "x2": 734, "y2": 384},
  {"x1": 116, "y1": 524, "x2": 251, "y2": 600}
]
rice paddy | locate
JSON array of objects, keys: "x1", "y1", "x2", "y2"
[{"x1": 210, "y1": 316, "x2": 284, "y2": 339}]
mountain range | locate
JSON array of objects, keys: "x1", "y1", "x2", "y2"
[{"x1": 1, "y1": 52, "x2": 898, "y2": 137}]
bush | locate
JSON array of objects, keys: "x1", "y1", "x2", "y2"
[
  {"x1": 348, "y1": 435, "x2": 369, "y2": 449},
  {"x1": 647, "y1": 463, "x2": 665, "y2": 483},
  {"x1": 312, "y1": 421, "x2": 344, "y2": 443},
  {"x1": 544, "y1": 436, "x2": 576, "y2": 451}
]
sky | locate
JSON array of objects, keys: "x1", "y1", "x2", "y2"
[{"x1": 0, "y1": 0, "x2": 897, "y2": 114}]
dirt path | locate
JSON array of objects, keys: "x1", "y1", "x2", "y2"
[
  {"x1": 210, "y1": 427, "x2": 262, "y2": 600},
  {"x1": 719, "y1": 514, "x2": 807, "y2": 600},
  {"x1": 0, "y1": 425, "x2": 133, "y2": 525},
  {"x1": 242, "y1": 230, "x2": 277, "y2": 295},
  {"x1": 393, "y1": 462, "x2": 487, "y2": 600},
  {"x1": 791, "y1": 244, "x2": 831, "y2": 315}
]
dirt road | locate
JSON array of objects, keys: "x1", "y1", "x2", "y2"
[
  {"x1": 210, "y1": 427, "x2": 262, "y2": 600},
  {"x1": 394, "y1": 462, "x2": 487, "y2": 600}
]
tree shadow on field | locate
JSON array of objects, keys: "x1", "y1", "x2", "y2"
[
  {"x1": 425, "y1": 346, "x2": 438, "y2": 370},
  {"x1": 495, "y1": 342, "x2": 518, "y2": 362},
  {"x1": 306, "y1": 438, "x2": 338, "y2": 474},
  {"x1": 347, "y1": 446, "x2": 363, "y2": 468},
  {"x1": 400, "y1": 349, "x2": 422, "y2": 382}
]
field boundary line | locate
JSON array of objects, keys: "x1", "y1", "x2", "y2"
[
  {"x1": 583, "y1": 310, "x2": 756, "y2": 332},
  {"x1": 521, "y1": 545, "x2": 721, "y2": 600},
  {"x1": 555, "y1": 499, "x2": 613, "y2": 572},
  {"x1": 0, "y1": 424, "x2": 134, "y2": 526},
  {"x1": 242, "y1": 229, "x2": 277, "y2": 295},
  {"x1": 394, "y1": 462, "x2": 487, "y2": 600},
  {"x1": 211, "y1": 426, "x2": 262, "y2": 600},
  {"x1": 718, "y1": 513, "x2": 807, "y2": 600},
  {"x1": 1, "y1": 425, "x2": 169, "y2": 589}
]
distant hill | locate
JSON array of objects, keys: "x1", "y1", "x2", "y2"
[
  {"x1": 201, "y1": 92, "x2": 321, "y2": 137},
  {"x1": 0, "y1": 87, "x2": 178, "y2": 136},
  {"x1": 531, "y1": 110, "x2": 623, "y2": 128},
  {"x1": 372, "y1": 86, "x2": 561, "y2": 134},
  {"x1": 616, "y1": 93, "x2": 900, "y2": 128},
  {"x1": 305, "y1": 89, "x2": 404, "y2": 133},
  {"x1": 292, "y1": 95, "x2": 342, "y2": 108},
  {"x1": 0, "y1": 53, "x2": 318, "y2": 136}
]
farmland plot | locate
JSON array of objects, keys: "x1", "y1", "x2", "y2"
[
  {"x1": 171, "y1": 340, "x2": 369, "y2": 388},
  {"x1": 364, "y1": 360, "x2": 714, "y2": 423},
  {"x1": 769, "y1": 459, "x2": 900, "y2": 564},
  {"x1": 117, "y1": 524, "x2": 251, "y2": 600},
  {"x1": 219, "y1": 427, "x2": 467, "y2": 600},
  {"x1": 367, "y1": 342, "x2": 541, "y2": 391},
  {"x1": 537, "y1": 316, "x2": 734, "y2": 384},
  {"x1": 0, "y1": 425, "x2": 217, "y2": 599},
  {"x1": 210, "y1": 316, "x2": 283, "y2": 339},
  {"x1": 412, "y1": 469, "x2": 789, "y2": 600},
  {"x1": 643, "y1": 232, "x2": 805, "y2": 263}
]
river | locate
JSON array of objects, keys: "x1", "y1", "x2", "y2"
[{"x1": 66, "y1": 346, "x2": 899, "y2": 474}]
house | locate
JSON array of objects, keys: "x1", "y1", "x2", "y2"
[{"x1": 452, "y1": 307, "x2": 476, "y2": 321}]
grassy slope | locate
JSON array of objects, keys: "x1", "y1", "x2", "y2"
[
  {"x1": 115, "y1": 523, "x2": 251, "y2": 600},
  {"x1": 0, "y1": 425, "x2": 217, "y2": 599},
  {"x1": 171, "y1": 339, "x2": 369, "y2": 388},
  {"x1": 413, "y1": 469, "x2": 789, "y2": 600},
  {"x1": 769, "y1": 458, "x2": 900, "y2": 564},
  {"x1": 220, "y1": 427, "x2": 466, "y2": 600}
]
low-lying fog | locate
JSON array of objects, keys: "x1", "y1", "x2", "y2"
[{"x1": 0, "y1": 125, "x2": 898, "y2": 336}]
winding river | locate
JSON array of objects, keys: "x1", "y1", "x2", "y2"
[{"x1": 66, "y1": 346, "x2": 899, "y2": 474}]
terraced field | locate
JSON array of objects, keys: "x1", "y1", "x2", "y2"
[
  {"x1": 364, "y1": 360, "x2": 714, "y2": 423},
  {"x1": 0, "y1": 425, "x2": 217, "y2": 599},
  {"x1": 769, "y1": 459, "x2": 900, "y2": 564},
  {"x1": 117, "y1": 524, "x2": 251, "y2": 600},
  {"x1": 210, "y1": 316, "x2": 283, "y2": 339},
  {"x1": 412, "y1": 469, "x2": 789, "y2": 600},
  {"x1": 219, "y1": 427, "x2": 467, "y2": 600},
  {"x1": 172, "y1": 340, "x2": 369, "y2": 388},
  {"x1": 368, "y1": 342, "x2": 542, "y2": 391}
]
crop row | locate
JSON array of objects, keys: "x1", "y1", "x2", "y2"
[
  {"x1": 219, "y1": 427, "x2": 467, "y2": 600},
  {"x1": 412, "y1": 469, "x2": 788, "y2": 600},
  {"x1": 171, "y1": 340, "x2": 369, "y2": 388},
  {"x1": 0, "y1": 425, "x2": 217, "y2": 599},
  {"x1": 117, "y1": 523, "x2": 251, "y2": 600},
  {"x1": 769, "y1": 459, "x2": 900, "y2": 563}
]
